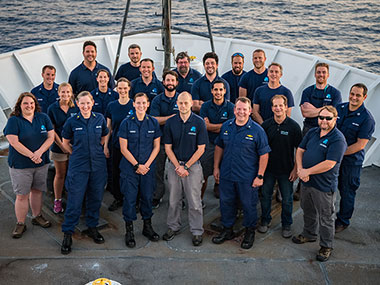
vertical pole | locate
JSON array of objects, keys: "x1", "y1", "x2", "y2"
[
  {"x1": 163, "y1": 0, "x2": 172, "y2": 71},
  {"x1": 113, "y1": 0, "x2": 132, "y2": 76},
  {"x1": 202, "y1": 0, "x2": 215, "y2": 52}
]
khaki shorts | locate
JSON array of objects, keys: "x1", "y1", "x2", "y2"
[
  {"x1": 9, "y1": 164, "x2": 49, "y2": 195},
  {"x1": 50, "y1": 151, "x2": 69, "y2": 162}
]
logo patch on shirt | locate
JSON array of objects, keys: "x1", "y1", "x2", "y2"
[
  {"x1": 190, "y1": 126, "x2": 196, "y2": 132},
  {"x1": 129, "y1": 130, "x2": 136, "y2": 133},
  {"x1": 148, "y1": 130, "x2": 155, "y2": 134},
  {"x1": 128, "y1": 110, "x2": 134, "y2": 115},
  {"x1": 223, "y1": 130, "x2": 229, "y2": 136},
  {"x1": 326, "y1": 94, "x2": 331, "y2": 99},
  {"x1": 40, "y1": 125, "x2": 47, "y2": 133},
  {"x1": 96, "y1": 125, "x2": 102, "y2": 129},
  {"x1": 352, "y1": 122, "x2": 359, "y2": 126},
  {"x1": 320, "y1": 138, "x2": 328, "y2": 148},
  {"x1": 221, "y1": 111, "x2": 228, "y2": 119},
  {"x1": 152, "y1": 88, "x2": 157, "y2": 93},
  {"x1": 189, "y1": 78, "x2": 194, "y2": 83},
  {"x1": 37, "y1": 98, "x2": 43, "y2": 101},
  {"x1": 264, "y1": 77, "x2": 269, "y2": 82},
  {"x1": 280, "y1": 131, "x2": 288, "y2": 135},
  {"x1": 75, "y1": 127, "x2": 83, "y2": 131},
  {"x1": 245, "y1": 134, "x2": 254, "y2": 141}
]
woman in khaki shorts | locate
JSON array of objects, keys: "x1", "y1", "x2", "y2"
[
  {"x1": 3, "y1": 92, "x2": 54, "y2": 238},
  {"x1": 47, "y1": 83, "x2": 78, "y2": 213}
]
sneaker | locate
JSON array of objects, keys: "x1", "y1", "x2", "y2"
[
  {"x1": 162, "y1": 228, "x2": 179, "y2": 241},
  {"x1": 257, "y1": 221, "x2": 271, "y2": 234},
  {"x1": 316, "y1": 246, "x2": 333, "y2": 262},
  {"x1": 108, "y1": 199, "x2": 123, "y2": 211},
  {"x1": 335, "y1": 224, "x2": 348, "y2": 233},
  {"x1": 152, "y1": 198, "x2": 162, "y2": 210},
  {"x1": 53, "y1": 199, "x2": 64, "y2": 214},
  {"x1": 282, "y1": 226, "x2": 292, "y2": 238},
  {"x1": 31, "y1": 214, "x2": 51, "y2": 228},
  {"x1": 292, "y1": 234, "x2": 316, "y2": 244},
  {"x1": 12, "y1": 222, "x2": 26, "y2": 238},
  {"x1": 192, "y1": 235, "x2": 203, "y2": 246}
]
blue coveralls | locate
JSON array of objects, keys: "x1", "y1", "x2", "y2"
[
  {"x1": 215, "y1": 118, "x2": 271, "y2": 228},
  {"x1": 61, "y1": 112, "x2": 109, "y2": 233},
  {"x1": 118, "y1": 115, "x2": 161, "y2": 222}
]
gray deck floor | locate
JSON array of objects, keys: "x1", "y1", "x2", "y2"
[{"x1": 0, "y1": 156, "x2": 379, "y2": 284}]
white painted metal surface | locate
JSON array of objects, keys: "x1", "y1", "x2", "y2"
[{"x1": 0, "y1": 34, "x2": 378, "y2": 166}]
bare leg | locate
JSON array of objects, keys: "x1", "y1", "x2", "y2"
[
  {"x1": 15, "y1": 194, "x2": 29, "y2": 223},
  {"x1": 53, "y1": 160, "x2": 68, "y2": 199},
  {"x1": 29, "y1": 189, "x2": 43, "y2": 217}
]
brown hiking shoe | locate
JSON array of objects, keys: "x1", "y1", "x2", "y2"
[
  {"x1": 12, "y1": 222, "x2": 27, "y2": 238},
  {"x1": 316, "y1": 246, "x2": 333, "y2": 262},
  {"x1": 32, "y1": 214, "x2": 51, "y2": 228},
  {"x1": 292, "y1": 234, "x2": 317, "y2": 244}
]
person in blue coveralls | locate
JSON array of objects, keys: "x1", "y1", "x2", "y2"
[
  {"x1": 163, "y1": 92, "x2": 208, "y2": 246},
  {"x1": 68, "y1": 41, "x2": 114, "y2": 96},
  {"x1": 222, "y1": 52, "x2": 246, "y2": 104},
  {"x1": 4, "y1": 92, "x2": 54, "y2": 238},
  {"x1": 191, "y1": 52, "x2": 230, "y2": 113},
  {"x1": 115, "y1": 44, "x2": 143, "y2": 81},
  {"x1": 60, "y1": 91, "x2": 109, "y2": 255},
  {"x1": 173, "y1": 51, "x2": 202, "y2": 94},
  {"x1": 118, "y1": 92, "x2": 161, "y2": 248},
  {"x1": 212, "y1": 97, "x2": 270, "y2": 249},
  {"x1": 103, "y1": 78, "x2": 135, "y2": 212},
  {"x1": 239, "y1": 49, "x2": 268, "y2": 100},
  {"x1": 199, "y1": 80, "x2": 234, "y2": 201},
  {"x1": 253, "y1": 62, "x2": 294, "y2": 124},
  {"x1": 149, "y1": 70, "x2": 180, "y2": 209},
  {"x1": 31, "y1": 65, "x2": 59, "y2": 113},
  {"x1": 335, "y1": 83, "x2": 375, "y2": 233},
  {"x1": 293, "y1": 106, "x2": 347, "y2": 262},
  {"x1": 47, "y1": 83, "x2": 79, "y2": 214}
]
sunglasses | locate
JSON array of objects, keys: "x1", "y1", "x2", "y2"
[
  {"x1": 318, "y1": 116, "x2": 334, "y2": 121},
  {"x1": 232, "y1": 52, "x2": 244, "y2": 58}
]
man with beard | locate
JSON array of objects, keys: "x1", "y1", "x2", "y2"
[
  {"x1": 150, "y1": 70, "x2": 180, "y2": 208},
  {"x1": 173, "y1": 51, "x2": 202, "y2": 94},
  {"x1": 69, "y1": 41, "x2": 114, "y2": 96},
  {"x1": 239, "y1": 49, "x2": 268, "y2": 101},
  {"x1": 293, "y1": 106, "x2": 347, "y2": 262},
  {"x1": 222, "y1": 52, "x2": 246, "y2": 104},
  {"x1": 191, "y1": 52, "x2": 230, "y2": 113},
  {"x1": 115, "y1": 44, "x2": 144, "y2": 81}
]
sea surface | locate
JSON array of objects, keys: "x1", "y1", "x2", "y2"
[{"x1": 0, "y1": 0, "x2": 379, "y2": 74}]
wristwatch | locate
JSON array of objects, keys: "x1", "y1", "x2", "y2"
[
  {"x1": 184, "y1": 164, "x2": 189, "y2": 170},
  {"x1": 257, "y1": 174, "x2": 264, "y2": 180},
  {"x1": 133, "y1": 163, "x2": 139, "y2": 171}
]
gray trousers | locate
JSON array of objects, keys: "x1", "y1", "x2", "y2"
[
  {"x1": 300, "y1": 184, "x2": 336, "y2": 248},
  {"x1": 167, "y1": 161, "x2": 204, "y2": 235}
]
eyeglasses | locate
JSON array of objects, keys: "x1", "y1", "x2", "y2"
[
  {"x1": 318, "y1": 116, "x2": 334, "y2": 121},
  {"x1": 232, "y1": 52, "x2": 244, "y2": 58}
]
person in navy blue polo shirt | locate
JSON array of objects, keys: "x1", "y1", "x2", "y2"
[
  {"x1": 115, "y1": 44, "x2": 143, "y2": 81},
  {"x1": 199, "y1": 80, "x2": 234, "y2": 201},
  {"x1": 293, "y1": 106, "x2": 347, "y2": 262},
  {"x1": 130, "y1": 58, "x2": 164, "y2": 106},
  {"x1": 60, "y1": 91, "x2": 109, "y2": 255},
  {"x1": 191, "y1": 52, "x2": 230, "y2": 113},
  {"x1": 31, "y1": 65, "x2": 59, "y2": 113},
  {"x1": 173, "y1": 51, "x2": 202, "y2": 94},
  {"x1": 4, "y1": 92, "x2": 54, "y2": 238},
  {"x1": 119, "y1": 92, "x2": 161, "y2": 248},
  {"x1": 103, "y1": 78, "x2": 135, "y2": 212},
  {"x1": 253, "y1": 62, "x2": 294, "y2": 124},
  {"x1": 239, "y1": 49, "x2": 268, "y2": 101},
  {"x1": 212, "y1": 97, "x2": 270, "y2": 250},
  {"x1": 335, "y1": 83, "x2": 375, "y2": 233},
  {"x1": 47, "y1": 83, "x2": 79, "y2": 214},
  {"x1": 222, "y1": 52, "x2": 246, "y2": 104},
  {"x1": 163, "y1": 92, "x2": 208, "y2": 246},
  {"x1": 68, "y1": 41, "x2": 114, "y2": 96},
  {"x1": 150, "y1": 70, "x2": 180, "y2": 209},
  {"x1": 258, "y1": 95, "x2": 302, "y2": 238}
]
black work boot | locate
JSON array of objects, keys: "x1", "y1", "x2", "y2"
[
  {"x1": 125, "y1": 221, "x2": 136, "y2": 248},
  {"x1": 61, "y1": 233, "x2": 72, "y2": 255},
  {"x1": 212, "y1": 227, "x2": 234, "y2": 244},
  {"x1": 241, "y1": 227, "x2": 255, "y2": 249},
  {"x1": 142, "y1": 219, "x2": 160, "y2": 241}
]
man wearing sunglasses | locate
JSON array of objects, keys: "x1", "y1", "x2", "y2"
[
  {"x1": 335, "y1": 83, "x2": 375, "y2": 233},
  {"x1": 293, "y1": 106, "x2": 347, "y2": 262},
  {"x1": 222, "y1": 52, "x2": 246, "y2": 104}
]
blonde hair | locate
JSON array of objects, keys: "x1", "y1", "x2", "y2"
[{"x1": 58, "y1": 83, "x2": 75, "y2": 108}]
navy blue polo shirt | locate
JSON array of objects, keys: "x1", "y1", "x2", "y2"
[
  {"x1": 300, "y1": 84, "x2": 342, "y2": 128},
  {"x1": 118, "y1": 114, "x2": 161, "y2": 173},
  {"x1": 115, "y1": 62, "x2": 141, "y2": 81},
  {"x1": 105, "y1": 99, "x2": 135, "y2": 149},
  {"x1": 47, "y1": 101, "x2": 79, "y2": 154},
  {"x1": 337, "y1": 102, "x2": 375, "y2": 166},
  {"x1": 90, "y1": 88, "x2": 119, "y2": 115},
  {"x1": 62, "y1": 112, "x2": 108, "y2": 172},
  {"x1": 253, "y1": 85, "x2": 294, "y2": 121},
  {"x1": 68, "y1": 62, "x2": 115, "y2": 95},
  {"x1": 164, "y1": 112, "x2": 208, "y2": 162},
  {"x1": 149, "y1": 92, "x2": 179, "y2": 135},
  {"x1": 199, "y1": 99, "x2": 235, "y2": 144},
  {"x1": 238, "y1": 69, "x2": 268, "y2": 101},
  {"x1": 30, "y1": 83, "x2": 59, "y2": 113},
  {"x1": 191, "y1": 75, "x2": 231, "y2": 102},
  {"x1": 4, "y1": 112, "x2": 53, "y2": 169},
  {"x1": 222, "y1": 70, "x2": 246, "y2": 104},
  {"x1": 262, "y1": 117, "x2": 302, "y2": 175},
  {"x1": 215, "y1": 118, "x2": 271, "y2": 183},
  {"x1": 130, "y1": 77, "x2": 164, "y2": 104},
  {"x1": 299, "y1": 127, "x2": 347, "y2": 192},
  {"x1": 173, "y1": 68, "x2": 202, "y2": 94}
]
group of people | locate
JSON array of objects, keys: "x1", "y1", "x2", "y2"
[{"x1": 4, "y1": 40, "x2": 375, "y2": 262}]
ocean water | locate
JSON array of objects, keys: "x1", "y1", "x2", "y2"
[{"x1": 0, "y1": 0, "x2": 379, "y2": 74}]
